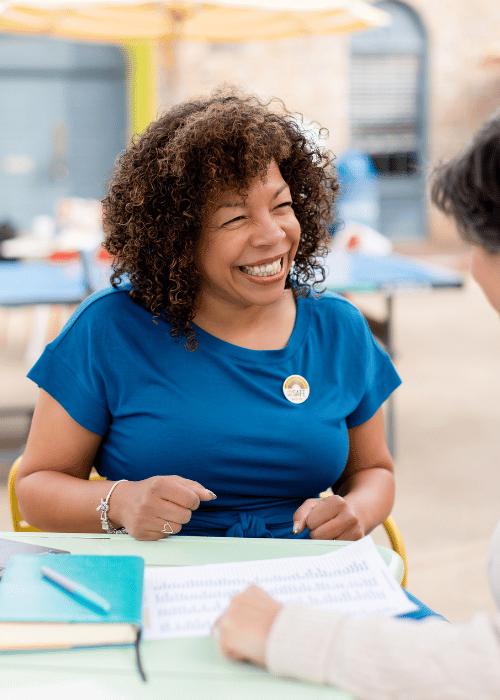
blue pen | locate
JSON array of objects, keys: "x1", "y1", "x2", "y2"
[{"x1": 41, "y1": 565, "x2": 111, "y2": 614}]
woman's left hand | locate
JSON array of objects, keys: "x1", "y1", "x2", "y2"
[
  {"x1": 213, "y1": 585, "x2": 283, "y2": 666},
  {"x1": 292, "y1": 408, "x2": 394, "y2": 540},
  {"x1": 292, "y1": 495, "x2": 365, "y2": 540}
]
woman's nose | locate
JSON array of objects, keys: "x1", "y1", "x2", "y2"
[{"x1": 250, "y1": 215, "x2": 286, "y2": 247}]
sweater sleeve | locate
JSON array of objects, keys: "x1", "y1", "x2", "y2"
[{"x1": 266, "y1": 603, "x2": 500, "y2": 700}]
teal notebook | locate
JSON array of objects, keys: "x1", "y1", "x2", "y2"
[{"x1": 0, "y1": 554, "x2": 145, "y2": 677}]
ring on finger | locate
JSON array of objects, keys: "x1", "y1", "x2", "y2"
[{"x1": 161, "y1": 522, "x2": 174, "y2": 535}]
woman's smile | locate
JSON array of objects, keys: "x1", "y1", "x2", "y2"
[{"x1": 238, "y1": 255, "x2": 286, "y2": 283}]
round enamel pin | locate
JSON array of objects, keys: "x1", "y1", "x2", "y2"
[{"x1": 283, "y1": 375, "x2": 310, "y2": 404}]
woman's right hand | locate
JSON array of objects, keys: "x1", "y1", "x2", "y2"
[
  {"x1": 108, "y1": 475, "x2": 217, "y2": 540},
  {"x1": 214, "y1": 585, "x2": 282, "y2": 666}
]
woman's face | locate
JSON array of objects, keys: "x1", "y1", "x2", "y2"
[
  {"x1": 470, "y1": 245, "x2": 500, "y2": 315},
  {"x1": 195, "y1": 160, "x2": 301, "y2": 313}
]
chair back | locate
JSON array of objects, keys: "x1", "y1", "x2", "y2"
[
  {"x1": 320, "y1": 488, "x2": 407, "y2": 586},
  {"x1": 8, "y1": 456, "x2": 105, "y2": 533},
  {"x1": 382, "y1": 515, "x2": 407, "y2": 587},
  {"x1": 8, "y1": 456, "x2": 42, "y2": 532}
]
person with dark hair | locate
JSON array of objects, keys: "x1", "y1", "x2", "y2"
[
  {"x1": 16, "y1": 88, "x2": 399, "y2": 542},
  {"x1": 214, "y1": 111, "x2": 500, "y2": 700},
  {"x1": 431, "y1": 112, "x2": 500, "y2": 312}
]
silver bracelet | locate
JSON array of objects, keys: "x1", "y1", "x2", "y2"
[{"x1": 96, "y1": 479, "x2": 129, "y2": 534}]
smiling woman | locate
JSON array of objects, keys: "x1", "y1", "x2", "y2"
[
  {"x1": 194, "y1": 160, "x2": 301, "y2": 348},
  {"x1": 16, "y1": 87, "x2": 400, "y2": 545}
]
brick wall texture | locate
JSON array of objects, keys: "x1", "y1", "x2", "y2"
[{"x1": 153, "y1": 1, "x2": 500, "y2": 243}]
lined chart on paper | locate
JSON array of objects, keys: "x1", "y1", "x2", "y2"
[{"x1": 142, "y1": 536, "x2": 416, "y2": 639}]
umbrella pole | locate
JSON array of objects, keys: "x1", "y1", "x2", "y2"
[{"x1": 123, "y1": 42, "x2": 159, "y2": 137}]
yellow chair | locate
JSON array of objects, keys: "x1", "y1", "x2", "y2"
[
  {"x1": 8, "y1": 456, "x2": 39, "y2": 533},
  {"x1": 382, "y1": 515, "x2": 407, "y2": 587},
  {"x1": 8, "y1": 455, "x2": 105, "y2": 534},
  {"x1": 8, "y1": 456, "x2": 407, "y2": 586},
  {"x1": 319, "y1": 489, "x2": 408, "y2": 586}
]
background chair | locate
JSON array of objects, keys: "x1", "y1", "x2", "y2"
[
  {"x1": 382, "y1": 515, "x2": 407, "y2": 586},
  {"x1": 8, "y1": 455, "x2": 407, "y2": 586},
  {"x1": 8, "y1": 455, "x2": 105, "y2": 533}
]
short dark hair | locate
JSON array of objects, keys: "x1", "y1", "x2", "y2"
[
  {"x1": 103, "y1": 87, "x2": 338, "y2": 349},
  {"x1": 431, "y1": 112, "x2": 500, "y2": 254}
]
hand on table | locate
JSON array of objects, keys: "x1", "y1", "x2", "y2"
[
  {"x1": 109, "y1": 475, "x2": 216, "y2": 540},
  {"x1": 293, "y1": 495, "x2": 365, "y2": 540},
  {"x1": 214, "y1": 585, "x2": 283, "y2": 666}
]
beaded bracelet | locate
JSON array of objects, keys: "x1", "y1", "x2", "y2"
[{"x1": 96, "y1": 479, "x2": 129, "y2": 534}]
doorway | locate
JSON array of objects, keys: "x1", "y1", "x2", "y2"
[{"x1": 349, "y1": 0, "x2": 427, "y2": 239}]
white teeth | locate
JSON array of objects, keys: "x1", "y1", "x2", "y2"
[{"x1": 242, "y1": 258, "x2": 283, "y2": 277}]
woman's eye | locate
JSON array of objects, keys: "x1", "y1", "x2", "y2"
[
  {"x1": 222, "y1": 215, "x2": 245, "y2": 226},
  {"x1": 276, "y1": 201, "x2": 293, "y2": 210}
]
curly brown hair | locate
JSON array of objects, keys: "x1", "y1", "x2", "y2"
[
  {"x1": 103, "y1": 87, "x2": 338, "y2": 349},
  {"x1": 431, "y1": 111, "x2": 500, "y2": 255}
]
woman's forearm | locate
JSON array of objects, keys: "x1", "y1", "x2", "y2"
[
  {"x1": 336, "y1": 408, "x2": 395, "y2": 534},
  {"x1": 267, "y1": 604, "x2": 500, "y2": 700},
  {"x1": 16, "y1": 466, "x2": 217, "y2": 539},
  {"x1": 16, "y1": 470, "x2": 116, "y2": 533},
  {"x1": 336, "y1": 466, "x2": 395, "y2": 534}
]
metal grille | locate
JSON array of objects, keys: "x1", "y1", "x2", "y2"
[{"x1": 350, "y1": 53, "x2": 420, "y2": 155}]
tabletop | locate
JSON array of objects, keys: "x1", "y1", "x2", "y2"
[
  {"x1": 0, "y1": 250, "x2": 463, "y2": 308},
  {"x1": 0, "y1": 533, "x2": 403, "y2": 699},
  {"x1": 322, "y1": 250, "x2": 464, "y2": 294},
  {"x1": 0, "y1": 253, "x2": 111, "y2": 307},
  {"x1": 0, "y1": 260, "x2": 88, "y2": 306}
]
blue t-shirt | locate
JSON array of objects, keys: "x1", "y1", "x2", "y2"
[{"x1": 28, "y1": 287, "x2": 401, "y2": 538}]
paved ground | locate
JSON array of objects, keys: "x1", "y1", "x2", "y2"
[{"x1": 1, "y1": 249, "x2": 499, "y2": 623}]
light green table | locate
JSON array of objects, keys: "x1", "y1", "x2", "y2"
[{"x1": 0, "y1": 533, "x2": 404, "y2": 699}]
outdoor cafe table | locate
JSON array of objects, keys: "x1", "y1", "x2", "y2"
[
  {"x1": 0, "y1": 532, "x2": 404, "y2": 699},
  {"x1": 0, "y1": 256, "x2": 107, "y2": 306}
]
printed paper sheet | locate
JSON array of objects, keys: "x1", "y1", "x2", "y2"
[{"x1": 142, "y1": 536, "x2": 416, "y2": 639}]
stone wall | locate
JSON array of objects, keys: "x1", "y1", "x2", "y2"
[
  {"x1": 157, "y1": 34, "x2": 351, "y2": 156},
  {"x1": 412, "y1": 0, "x2": 500, "y2": 242},
  {"x1": 154, "y1": 0, "x2": 500, "y2": 244}
]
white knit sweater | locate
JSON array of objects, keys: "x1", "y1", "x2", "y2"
[
  {"x1": 266, "y1": 519, "x2": 500, "y2": 699},
  {"x1": 266, "y1": 604, "x2": 500, "y2": 699}
]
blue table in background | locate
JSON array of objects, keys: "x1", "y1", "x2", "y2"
[
  {"x1": 0, "y1": 254, "x2": 110, "y2": 306},
  {"x1": 322, "y1": 251, "x2": 464, "y2": 454},
  {"x1": 323, "y1": 250, "x2": 463, "y2": 292},
  {"x1": 0, "y1": 256, "x2": 111, "y2": 423},
  {"x1": 0, "y1": 249, "x2": 464, "y2": 308}
]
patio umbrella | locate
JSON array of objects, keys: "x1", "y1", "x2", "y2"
[
  {"x1": 0, "y1": 0, "x2": 392, "y2": 141},
  {"x1": 0, "y1": 0, "x2": 390, "y2": 43},
  {"x1": 0, "y1": 0, "x2": 390, "y2": 132}
]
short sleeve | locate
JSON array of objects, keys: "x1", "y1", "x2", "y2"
[
  {"x1": 27, "y1": 291, "x2": 112, "y2": 436},
  {"x1": 342, "y1": 303, "x2": 401, "y2": 429}
]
